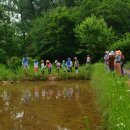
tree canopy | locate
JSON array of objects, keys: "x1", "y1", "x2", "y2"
[{"x1": 0, "y1": 0, "x2": 130, "y2": 63}]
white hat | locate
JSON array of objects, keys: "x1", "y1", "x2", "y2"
[
  {"x1": 55, "y1": 60, "x2": 58, "y2": 63},
  {"x1": 109, "y1": 51, "x2": 115, "y2": 56}
]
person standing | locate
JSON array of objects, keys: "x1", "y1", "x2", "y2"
[
  {"x1": 108, "y1": 51, "x2": 115, "y2": 71},
  {"x1": 41, "y1": 60, "x2": 45, "y2": 76},
  {"x1": 74, "y1": 57, "x2": 79, "y2": 74},
  {"x1": 114, "y1": 50, "x2": 122, "y2": 75},
  {"x1": 22, "y1": 56, "x2": 29, "y2": 75},
  {"x1": 104, "y1": 51, "x2": 109, "y2": 70},
  {"x1": 46, "y1": 60, "x2": 52, "y2": 75},
  {"x1": 86, "y1": 55, "x2": 91, "y2": 64},
  {"x1": 121, "y1": 53, "x2": 125, "y2": 75},
  {"x1": 66, "y1": 58, "x2": 71, "y2": 72},
  {"x1": 55, "y1": 60, "x2": 61, "y2": 74},
  {"x1": 34, "y1": 60, "x2": 39, "y2": 75},
  {"x1": 62, "y1": 60, "x2": 66, "y2": 72},
  {"x1": 70, "y1": 58, "x2": 73, "y2": 72}
]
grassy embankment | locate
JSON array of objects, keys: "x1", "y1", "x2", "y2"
[
  {"x1": 0, "y1": 64, "x2": 92, "y2": 81},
  {"x1": 92, "y1": 63, "x2": 130, "y2": 130}
]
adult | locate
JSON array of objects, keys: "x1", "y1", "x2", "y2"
[
  {"x1": 41, "y1": 60, "x2": 45, "y2": 76},
  {"x1": 86, "y1": 55, "x2": 91, "y2": 64},
  {"x1": 74, "y1": 57, "x2": 79, "y2": 74},
  {"x1": 108, "y1": 51, "x2": 115, "y2": 71},
  {"x1": 22, "y1": 56, "x2": 29, "y2": 74},
  {"x1": 46, "y1": 60, "x2": 52, "y2": 75},
  {"x1": 121, "y1": 53, "x2": 125, "y2": 75},
  {"x1": 55, "y1": 60, "x2": 61, "y2": 74},
  {"x1": 66, "y1": 58, "x2": 71, "y2": 72},
  {"x1": 104, "y1": 51, "x2": 109, "y2": 70},
  {"x1": 114, "y1": 50, "x2": 122, "y2": 75}
]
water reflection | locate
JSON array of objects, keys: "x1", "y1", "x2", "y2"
[
  {"x1": 56, "y1": 125, "x2": 69, "y2": 130},
  {"x1": 33, "y1": 87, "x2": 79, "y2": 100},
  {"x1": 34, "y1": 86, "x2": 39, "y2": 98},
  {"x1": 22, "y1": 89, "x2": 31, "y2": 104},
  {"x1": 1, "y1": 91, "x2": 10, "y2": 111},
  {"x1": 0, "y1": 81, "x2": 102, "y2": 130},
  {"x1": 66, "y1": 88, "x2": 73, "y2": 99}
]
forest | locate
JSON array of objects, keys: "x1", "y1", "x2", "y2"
[{"x1": 0, "y1": 0, "x2": 130, "y2": 64}]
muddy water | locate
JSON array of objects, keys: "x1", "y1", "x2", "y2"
[{"x1": 0, "y1": 81, "x2": 103, "y2": 130}]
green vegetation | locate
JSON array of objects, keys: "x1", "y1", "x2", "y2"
[
  {"x1": 110, "y1": 33, "x2": 130, "y2": 61},
  {"x1": 1, "y1": 0, "x2": 130, "y2": 63},
  {"x1": 0, "y1": 64, "x2": 92, "y2": 81},
  {"x1": 75, "y1": 15, "x2": 115, "y2": 61},
  {"x1": 92, "y1": 63, "x2": 130, "y2": 130}
]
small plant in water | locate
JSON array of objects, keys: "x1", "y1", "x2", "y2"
[{"x1": 83, "y1": 116, "x2": 90, "y2": 130}]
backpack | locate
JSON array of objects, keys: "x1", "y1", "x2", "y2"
[{"x1": 66, "y1": 60, "x2": 71, "y2": 67}]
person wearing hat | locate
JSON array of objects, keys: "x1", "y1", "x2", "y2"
[
  {"x1": 114, "y1": 50, "x2": 122, "y2": 75},
  {"x1": 108, "y1": 51, "x2": 115, "y2": 71},
  {"x1": 74, "y1": 57, "x2": 79, "y2": 74},
  {"x1": 119, "y1": 50, "x2": 125, "y2": 75},
  {"x1": 55, "y1": 60, "x2": 61, "y2": 74},
  {"x1": 41, "y1": 60, "x2": 45, "y2": 76},
  {"x1": 46, "y1": 60, "x2": 52, "y2": 75}
]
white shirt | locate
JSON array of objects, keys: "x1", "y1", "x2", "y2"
[{"x1": 41, "y1": 63, "x2": 45, "y2": 69}]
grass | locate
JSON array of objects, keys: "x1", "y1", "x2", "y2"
[
  {"x1": 0, "y1": 64, "x2": 92, "y2": 81},
  {"x1": 91, "y1": 63, "x2": 130, "y2": 130}
]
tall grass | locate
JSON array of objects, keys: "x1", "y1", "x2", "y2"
[
  {"x1": 58, "y1": 64, "x2": 92, "y2": 80},
  {"x1": 0, "y1": 64, "x2": 92, "y2": 81},
  {"x1": 92, "y1": 63, "x2": 130, "y2": 130}
]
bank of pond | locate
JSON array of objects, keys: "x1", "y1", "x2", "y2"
[
  {"x1": 0, "y1": 64, "x2": 92, "y2": 81},
  {"x1": 0, "y1": 63, "x2": 130, "y2": 130}
]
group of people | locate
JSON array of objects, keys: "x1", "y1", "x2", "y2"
[
  {"x1": 22, "y1": 56, "x2": 91, "y2": 76},
  {"x1": 104, "y1": 50, "x2": 124, "y2": 75}
]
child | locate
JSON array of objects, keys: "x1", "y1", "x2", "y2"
[
  {"x1": 62, "y1": 60, "x2": 66, "y2": 72},
  {"x1": 41, "y1": 60, "x2": 45, "y2": 76},
  {"x1": 34, "y1": 60, "x2": 39, "y2": 75},
  {"x1": 66, "y1": 58, "x2": 71, "y2": 72}
]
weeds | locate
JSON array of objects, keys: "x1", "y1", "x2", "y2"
[
  {"x1": 92, "y1": 63, "x2": 130, "y2": 130},
  {"x1": 0, "y1": 64, "x2": 92, "y2": 81}
]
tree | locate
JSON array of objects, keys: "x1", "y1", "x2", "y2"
[
  {"x1": 110, "y1": 33, "x2": 130, "y2": 61},
  {"x1": 29, "y1": 7, "x2": 78, "y2": 60},
  {"x1": 75, "y1": 15, "x2": 115, "y2": 61},
  {"x1": 80, "y1": 0, "x2": 130, "y2": 35},
  {"x1": 95, "y1": 0, "x2": 130, "y2": 35}
]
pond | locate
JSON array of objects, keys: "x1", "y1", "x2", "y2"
[{"x1": 0, "y1": 81, "x2": 103, "y2": 130}]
